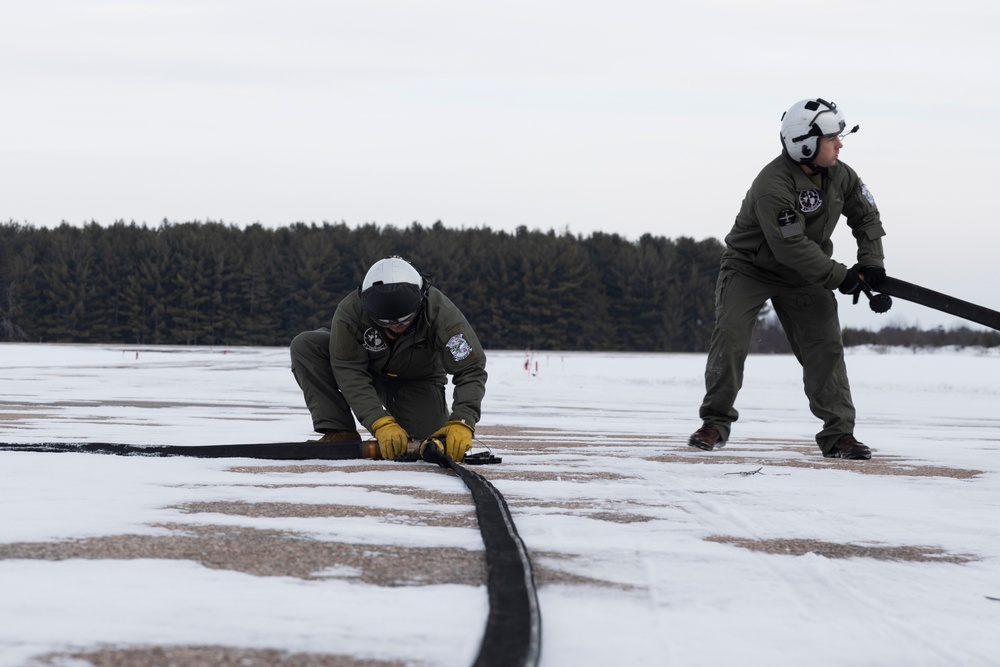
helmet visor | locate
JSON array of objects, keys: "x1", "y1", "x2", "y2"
[
  {"x1": 371, "y1": 310, "x2": 418, "y2": 327},
  {"x1": 361, "y1": 282, "x2": 422, "y2": 323}
]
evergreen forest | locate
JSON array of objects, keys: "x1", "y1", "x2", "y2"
[
  {"x1": 0, "y1": 220, "x2": 721, "y2": 351},
  {"x1": 3, "y1": 220, "x2": 997, "y2": 352}
]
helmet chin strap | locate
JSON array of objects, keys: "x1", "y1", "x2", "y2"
[{"x1": 802, "y1": 162, "x2": 827, "y2": 176}]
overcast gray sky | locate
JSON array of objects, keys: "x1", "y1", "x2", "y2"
[{"x1": 3, "y1": 0, "x2": 999, "y2": 330}]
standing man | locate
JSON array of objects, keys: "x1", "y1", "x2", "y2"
[
  {"x1": 290, "y1": 256, "x2": 487, "y2": 461},
  {"x1": 688, "y1": 98, "x2": 886, "y2": 459}
]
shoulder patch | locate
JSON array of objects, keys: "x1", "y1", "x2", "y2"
[
  {"x1": 446, "y1": 333, "x2": 473, "y2": 361},
  {"x1": 798, "y1": 189, "x2": 823, "y2": 213},
  {"x1": 860, "y1": 182, "x2": 876, "y2": 207}
]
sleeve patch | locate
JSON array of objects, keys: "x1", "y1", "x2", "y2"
[
  {"x1": 778, "y1": 208, "x2": 803, "y2": 238},
  {"x1": 860, "y1": 183, "x2": 876, "y2": 207},
  {"x1": 446, "y1": 333, "x2": 473, "y2": 361}
]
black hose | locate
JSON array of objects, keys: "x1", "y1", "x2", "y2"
[{"x1": 421, "y1": 438, "x2": 542, "y2": 667}]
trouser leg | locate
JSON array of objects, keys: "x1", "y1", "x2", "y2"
[
  {"x1": 698, "y1": 270, "x2": 770, "y2": 441},
  {"x1": 379, "y1": 377, "x2": 449, "y2": 441},
  {"x1": 289, "y1": 329, "x2": 358, "y2": 433},
  {"x1": 772, "y1": 287, "x2": 856, "y2": 453}
]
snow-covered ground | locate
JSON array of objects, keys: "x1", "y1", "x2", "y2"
[{"x1": 1, "y1": 343, "x2": 998, "y2": 666}]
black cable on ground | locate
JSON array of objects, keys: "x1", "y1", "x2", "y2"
[
  {"x1": 0, "y1": 440, "x2": 372, "y2": 460},
  {"x1": 421, "y1": 438, "x2": 542, "y2": 667},
  {"x1": 2, "y1": 438, "x2": 541, "y2": 666}
]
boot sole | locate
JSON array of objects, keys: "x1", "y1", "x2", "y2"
[
  {"x1": 688, "y1": 439, "x2": 725, "y2": 451},
  {"x1": 823, "y1": 451, "x2": 872, "y2": 460}
]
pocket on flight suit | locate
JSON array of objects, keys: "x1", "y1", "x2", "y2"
[{"x1": 714, "y1": 269, "x2": 736, "y2": 315}]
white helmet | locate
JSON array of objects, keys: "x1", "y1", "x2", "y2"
[
  {"x1": 360, "y1": 256, "x2": 425, "y2": 324},
  {"x1": 780, "y1": 98, "x2": 847, "y2": 164}
]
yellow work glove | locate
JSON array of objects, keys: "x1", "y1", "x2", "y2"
[
  {"x1": 371, "y1": 415, "x2": 409, "y2": 459},
  {"x1": 430, "y1": 420, "x2": 474, "y2": 461}
]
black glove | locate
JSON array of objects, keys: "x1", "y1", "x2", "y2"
[
  {"x1": 838, "y1": 264, "x2": 862, "y2": 295},
  {"x1": 860, "y1": 265, "x2": 886, "y2": 288}
]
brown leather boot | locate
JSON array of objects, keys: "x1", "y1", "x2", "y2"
[
  {"x1": 824, "y1": 434, "x2": 871, "y2": 459},
  {"x1": 688, "y1": 424, "x2": 725, "y2": 451},
  {"x1": 310, "y1": 430, "x2": 361, "y2": 443}
]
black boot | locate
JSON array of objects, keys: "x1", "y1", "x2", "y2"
[
  {"x1": 824, "y1": 434, "x2": 871, "y2": 459},
  {"x1": 688, "y1": 424, "x2": 725, "y2": 451},
  {"x1": 310, "y1": 429, "x2": 361, "y2": 443}
]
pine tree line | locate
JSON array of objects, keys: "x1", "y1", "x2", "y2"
[
  {"x1": 748, "y1": 316, "x2": 1000, "y2": 353},
  {"x1": 1, "y1": 220, "x2": 724, "y2": 351}
]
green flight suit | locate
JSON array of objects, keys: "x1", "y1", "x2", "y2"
[
  {"x1": 290, "y1": 287, "x2": 487, "y2": 440},
  {"x1": 699, "y1": 154, "x2": 885, "y2": 454}
]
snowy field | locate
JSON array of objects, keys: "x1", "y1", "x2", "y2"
[{"x1": 1, "y1": 343, "x2": 999, "y2": 667}]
